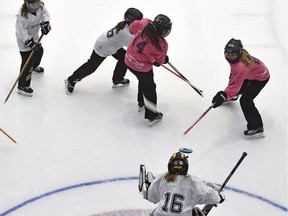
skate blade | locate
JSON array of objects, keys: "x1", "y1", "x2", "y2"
[
  {"x1": 148, "y1": 118, "x2": 163, "y2": 127},
  {"x1": 112, "y1": 83, "x2": 130, "y2": 88},
  {"x1": 17, "y1": 90, "x2": 33, "y2": 97},
  {"x1": 244, "y1": 132, "x2": 265, "y2": 139},
  {"x1": 138, "y1": 106, "x2": 145, "y2": 112}
]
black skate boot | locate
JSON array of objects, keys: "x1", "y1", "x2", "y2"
[
  {"x1": 17, "y1": 86, "x2": 33, "y2": 97},
  {"x1": 112, "y1": 78, "x2": 130, "y2": 88},
  {"x1": 64, "y1": 79, "x2": 76, "y2": 95},
  {"x1": 33, "y1": 66, "x2": 44, "y2": 73},
  {"x1": 148, "y1": 112, "x2": 163, "y2": 127},
  {"x1": 244, "y1": 127, "x2": 265, "y2": 139}
]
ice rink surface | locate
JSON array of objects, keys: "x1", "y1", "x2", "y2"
[{"x1": 0, "y1": 0, "x2": 287, "y2": 215}]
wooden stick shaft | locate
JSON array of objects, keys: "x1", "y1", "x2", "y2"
[
  {"x1": 4, "y1": 34, "x2": 44, "y2": 104},
  {"x1": 0, "y1": 128, "x2": 17, "y2": 144}
]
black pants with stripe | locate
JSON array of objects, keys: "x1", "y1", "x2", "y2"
[
  {"x1": 128, "y1": 67, "x2": 158, "y2": 120},
  {"x1": 18, "y1": 45, "x2": 43, "y2": 88}
]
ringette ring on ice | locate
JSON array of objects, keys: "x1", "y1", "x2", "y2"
[{"x1": 179, "y1": 148, "x2": 193, "y2": 154}]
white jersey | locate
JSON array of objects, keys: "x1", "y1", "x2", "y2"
[
  {"x1": 148, "y1": 174, "x2": 221, "y2": 216},
  {"x1": 93, "y1": 24, "x2": 134, "y2": 57},
  {"x1": 15, "y1": 6, "x2": 50, "y2": 52}
]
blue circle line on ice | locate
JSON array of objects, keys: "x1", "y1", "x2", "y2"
[{"x1": 0, "y1": 176, "x2": 287, "y2": 215}]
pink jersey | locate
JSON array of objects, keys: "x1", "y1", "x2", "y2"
[
  {"x1": 224, "y1": 57, "x2": 270, "y2": 100},
  {"x1": 125, "y1": 19, "x2": 168, "y2": 72}
]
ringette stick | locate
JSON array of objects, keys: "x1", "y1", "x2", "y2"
[
  {"x1": 183, "y1": 104, "x2": 214, "y2": 136},
  {"x1": 0, "y1": 128, "x2": 17, "y2": 144},
  {"x1": 162, "y1": 64, "x2": 203, "y2": 97},
  {"x1": 168, "y1": 62, "x2": 203, "y2": 97},
  {"x1": 202, "y1": 152, "x2": 248, "y2": 215},
  {"x1": 4, "y1": 33, "x2": 44, "y2": 104}
]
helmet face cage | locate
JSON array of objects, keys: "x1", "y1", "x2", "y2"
[
  {"x1": 124, "y1": 8, "x2": 143, "y2": 24},
  {"x1": 168, "y1": 152, "x2": 189, "y2": 175},
  {"x1": 224, "y1": 38, "x2": 243, "y2": 55},
  {"x1": 153, "y1": 14, "x2": 172, "y2": 37},
  {"x1": 224, "y1": 38, "x2": 243, "y2": 63},
  {"x1": 25, "y1": 0, "x2": 41, "y2": 13}
]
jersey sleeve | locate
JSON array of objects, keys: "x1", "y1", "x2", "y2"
[
  {"x1": 195, "y1": 181, "x2": 221, "y2": 205},
  {"x1": 224, "y1": 63, "x2": 246, "y2": 100},
  {"x1": 41, "y1": 6, "x2": 51, "y2": 23},
  {"x1": 129, "y1": 18, "x2": 151, "y2": 35},
  {"x1": 15, "y1": 14, "x2": 30, "y2": 42},
  {"x1": 147, "y1": 174, "x2": 162, "y2": 204}
]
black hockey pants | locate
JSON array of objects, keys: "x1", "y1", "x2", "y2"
[
  {"x1": 18, "y1": 45, "x2": 43, "y2": 88},
  {"x1": 68, "y1": 48, "x2": 127, "y2": 83},
  {"x1": 239, "y1": 78, "x2": 269, "y2": 130},
  {"x1": 128, "y1": 67, "x2": 158, "y2": 120}
]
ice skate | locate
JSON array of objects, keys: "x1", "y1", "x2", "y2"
[
  {"x1": 64, "y1": 79, "x2": 75, "y2": 95},
  {"x1": 148, "y1": 112, "x2": 163, "y2": 127},
  {"x1": 112, "y1": 78, "x2": 130, "y2": 88},
  {"x1": 17, "y1": 86, "x2": 33, "y2": 97},
  {"x1": 138, "y1": 103, "x2": 145, "y2": 112},
  {"x1": 244, "y1": 127, "x2": 265, "y2": 139},
  {"x1": 33, "y1": 66, "x2": 44, "y2": 73}
]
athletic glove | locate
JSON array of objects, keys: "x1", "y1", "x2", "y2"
[
  {"x1": 212, "y1": 91, "x2": 227, "y2": 108},
  {"x1": 153, "y1": 62, "x2": 160, "y2": 67},
  {"x1": 40, "y1": 21, "x2": 51, "y2": 35},
  {"x1": 219, "y1": 192, "x2": 226, "y2": 203},
  {"x1": 164, "y1": 55, "x2": 169, "y2": 64},
  {"x1": 25, "y1": 38, "x2": 36, "y2": 49},
  {"x1": 192, "y1": 207, "x2": 206, "y2": 216}
]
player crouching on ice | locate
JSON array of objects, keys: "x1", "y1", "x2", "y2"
[
  {"x1": 138, "y1": 152, "x2": 225, "y2": 216},
  {"x1": 212, "y1": 38, "x2": 270, "y2": 139}
]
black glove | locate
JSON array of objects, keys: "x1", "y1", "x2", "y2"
[
  {"x1": 25, "y1": 38, "x2": 36, "y2": 49},
  {"x1": 40, "y1": 21, "x2": 51, "y2": 35},
  {"x1": 164, "y1": 55, "x2": 169, "y2": 64},
  {"x1": 212, "y1": 91, "x2": 227, "y2": 108},
  {"x1": 192, "y1": 207, "x2": 206, "y2": 216},
  {"x1": 153, "y1": 62, "x2": 160, "y2": 67},
  {"x1": 219, "y1": 192, "x2": 226, "y2": 203}
]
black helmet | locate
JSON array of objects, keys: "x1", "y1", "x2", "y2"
[
  {"x1": 124, "y1": 8, "x2": 143, "y2": 24},
  {"x1": 24, "y1": 0, "x2": 41, "y2": 13},
  {"x1": 224, "y1": 38, "x2": 243, "y2": 55},
  {"x1": 168, "y1": 152, "x2": 189, "y2": 175},
  {"x1": 224, "y1": 38, "x2": 243, "y2": 63},
  {"x1": 24, "y1": 0, "x2": 40, "y2": 3},
  {"x1": 152, "y1": 14, "x2": 172, "y2": 37}
]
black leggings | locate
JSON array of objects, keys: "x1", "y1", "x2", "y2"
[
  {"x1": 68, "y1": 48, "x2": 127, "y2": 83},
  {"x1": 239, "y1": 78, "x2": 269, "y2": 130}
]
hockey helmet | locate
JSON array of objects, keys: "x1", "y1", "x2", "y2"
[
  {"x1": 152, "y1": 14, "x2": 172, "y2": 37},
  {"x1": 24, "y1": 0, "x2": 41, "y2": 13},
  {"x1": 224, "y1": 38, "x2": 243, "y2": 63},
  {"x1": 124, "y1": 8, "x2": 143, "y2": 24},
  {"x1": 168, "y1": 152, "x2": 189, "y2": 175}
]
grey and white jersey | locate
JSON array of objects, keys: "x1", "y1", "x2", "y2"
[
  {"x1": 148, "y1": 174, "x2": 221, "y2": 216},
  {"x1": 93, "y1": 24, "x2": 134, "y2": 57},
  {"x1": 15, "y1": 6, "x2": 50, "y2": 52}
]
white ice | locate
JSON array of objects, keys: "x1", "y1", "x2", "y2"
[{"x1": 0, "y1": 0, "x2": 287, "y2": 215}]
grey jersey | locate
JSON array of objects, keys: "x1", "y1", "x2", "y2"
[
  {"x1": 148, "y1": 174, "x2": 221, "y2": 216},
  {"x1": 15, "y1": 6, "x2": 50, "y2": 52},
  {"x1": 93, "y1": 24, "x2": 134, "y2": 57}
]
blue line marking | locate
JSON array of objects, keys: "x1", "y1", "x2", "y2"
[{"x1": 0, "y1": 176, "x2": 287, "y2": 215}]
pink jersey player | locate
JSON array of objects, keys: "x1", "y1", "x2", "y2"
[
  {"x1": 212, "y1": 38, "x2": 270, "y2": 138},
  {"x1": 125, "y1": 14, "x2": 172, "y2": 127}
]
